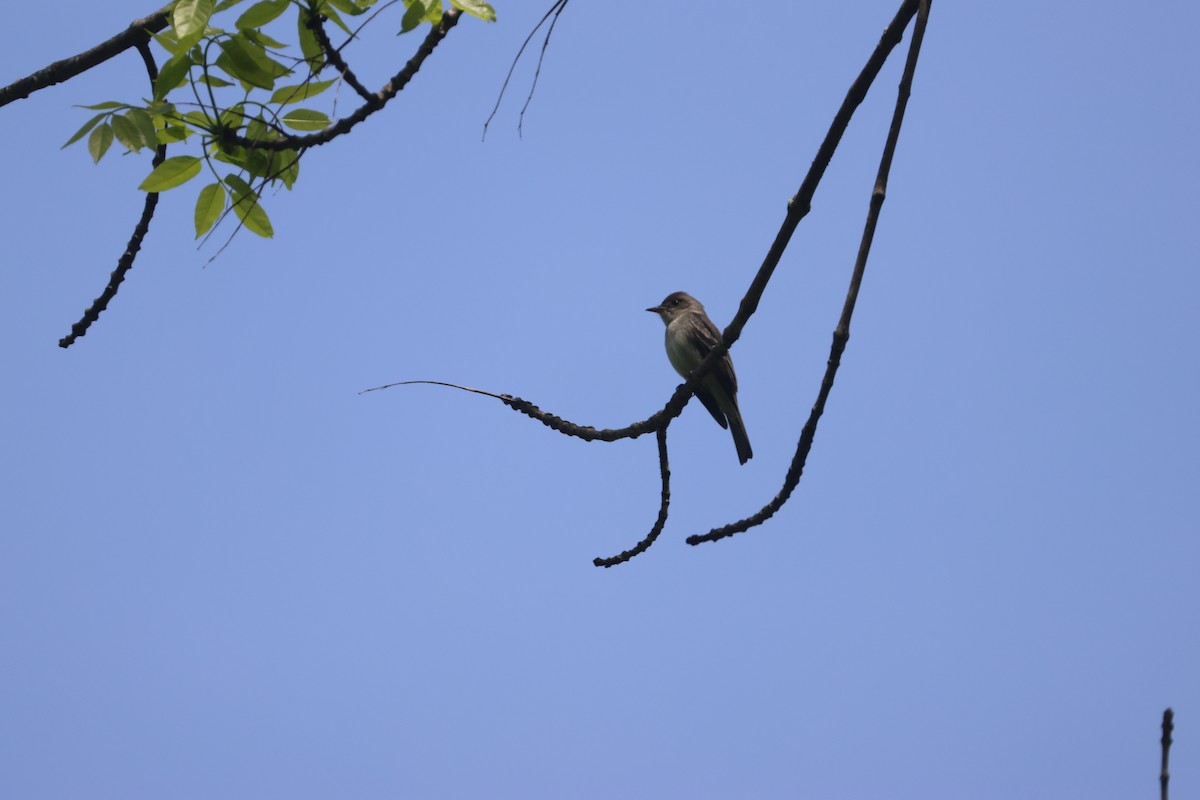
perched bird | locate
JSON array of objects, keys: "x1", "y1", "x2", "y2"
[{"x1": 647, "y1": 291, "x2": 752, "y2": 465}]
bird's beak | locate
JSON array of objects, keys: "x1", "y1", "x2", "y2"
[{"x1": 646, "y1": 306, "x2": 663, "y2": 313}]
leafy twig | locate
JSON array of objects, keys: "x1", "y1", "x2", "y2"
[{"x1": 59, "y1": 40, "x2": 167, "y2": 348}]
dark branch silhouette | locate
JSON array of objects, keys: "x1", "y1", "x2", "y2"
[
  {"x1": 366, "y1": 0, "x2": 932, "y2": 563},
  {"x1": 1161, "y1": 708, "x2": 1174, "y2": 800},
  {"x1": 59, "y1": 40, "x2": 167, "y2": 348},
  {"x1": 689, "y1": 0, "x2": 932, "y2": 546},
  {"x1": 306, "y1": 11, "x2": 377, "y2": 105},
  {"x1": 593, "y1": 428, "x2": 671, "y2": 567},
  {"x1": 0, "y1": 7, "x2": 170, "y2": 108},
  {"x1": 482, "y1": 0, "x2": 569, "y2": 140}
]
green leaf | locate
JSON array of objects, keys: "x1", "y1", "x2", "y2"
[
  {"x1": 194, "y1": 181, "x2": 227, "y2": 237},
  {"x1": 185, "y1": 110, "x2": 217, "y2": 130},
  {"x1": 128, "y1": 109, "x2": 161, "y2": 149},
  {"x1": 450, "y1": 0, "x2": 496, "y2": 22},
  {"x1": 214, "y1": 0, "x2": 248, "y2": 12},
  {"x1": 224, "y1": 174, "x2": 274, "y2": 237},
  {"x1": 161, "y1": 124, "x2": 191, "y2": 143},
  {"x1": 242, "y1": 28, "x2": 288, "y2": 49},
  {"x1": 421, "y1": 0, "x2": 445, "y2": 23},
  {"x1": 279, "y1": 108, "x2": 331, "y2": 131},
  {"x1": 297, "y1": 9, "x2": 324, "y2": 71},
  {"x1": 216, "y1": 34, "x2": 289, "y2": 89},
  {"x1": 235, "y1": 0, "x2": 290, "y2": 30},
  {"x1": 61, "y1": 113, "x2": 108, "y2": 149},
  {"x1": 275, "y1": 149, "x2": 300, "y2": 189},
  {"x1": 197, "y1": 73, "x2": 235, "y2": 88},
  {"x1": 88, "y1": 123, "x2": 114, "y2": 163},
  {"x1": 269, "y1": 79, "x2": 336, "y2": 105},
  {"x1": 110, "y1": 114, "x2": 143, "y2": 152},
  {"x1": 155, "y1": 52, "x2": 193, "y2": 101},
  {"x1": 400, "y1": 0, "x2": 442, "y2": 32},
  {"x1": 173, "y1": 0, "x2": 215, "y2": 41},
  {"x1": 313, "y1": 3, "x2": 352, "y2": 35},
  {"x1": 218, "y1": 103, "x2": 247, "y2": 130},
  {"x1": 78, "y1": 101, "x2": 125, "y2": 110},
  {"x1": 153, "y1": 30, "x2": 188, "y2": 57},
  {"x1": 138, "y1": 155, "x2": 202, "y2": 192},
  {"x1": 399, "y1": 1, "x2": 425, "y2": 33},
  {"x1": 325, "y1": 0, "x2": 367, "y2": 16}
]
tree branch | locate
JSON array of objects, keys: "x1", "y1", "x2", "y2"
[
  {"x1": 381, "y1": 0, "x2": 925, "y2": 449},
  {"x1": 593, "y1": 428, "x2": 671, "y2": 568},
  {"x1": 219, "y1": 8, "x2": 461, "y2": 152},
  {"x1": 1161, "y1": 708, "x2": 1174, "y2": 800},
  {"x1": 0, "y1": 6, "x2": 170, "y2": 109},
  {"x1": 306, "y1": 10, "x2": 377, "y2": 106},
  {"x1": 688, "y1": 0, "x2": 932, "y2": 546},
  {"x1": 59, "y1": 40, "x2": 167, "y2": 349}
]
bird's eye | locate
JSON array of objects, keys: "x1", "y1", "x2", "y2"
[{"x1": 669, "y1": 298, "x2": 679, "y2": 306}]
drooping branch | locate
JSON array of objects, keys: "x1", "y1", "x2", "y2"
[
  {"x1": 218, "y1": 8, "x2": 462, "y2": 152},
  {"x1": 0, "y1": 6, "x2": 170, "y2": 109},
  {"x1": 59, "y1": 40, "x2": 168, "y2": 349},
  {"x1": 688, "y1": 0, "x2": 932, "y2": 546},
  {"x1": 1161, "y1": 708, "x2": 1174, "y2": 800},
  {"x1": 593, "y1": 427, "x2": 671, "y2": 568}
]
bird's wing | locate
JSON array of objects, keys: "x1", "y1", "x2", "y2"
[{"x1": 691, "y1": 313, "x2": 739, "y2": 402}]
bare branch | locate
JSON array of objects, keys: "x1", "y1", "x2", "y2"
[
  {"x1": 359, "y1": 380, "x2": 670, "y2": 442},
  {"x1": 482, "y1": 0, "x2": 569, "y2": 140},
  {"x1": 306, "y1": 10, "x2": 377, "y2": 106},
  {"x1": 593, "y1": 428, "x2": 671, "y2": 568},
  {"x1": 0, "y1": 6, "x2": 170, "y2": 108},
  {"x1": 59, "y1": 40, "x2": 167, "y2": 348},
  {"x1": 1161, "y1": 708, "x2": 1174, "y2": 800},
  {"x1": 517, "y1": 0, "x2": 570, "y2": 138},
  {"x1": 688, "y1": 0, "x2": 932, "y2": 546}
]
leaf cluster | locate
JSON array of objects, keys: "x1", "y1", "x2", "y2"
[{"x1": 63, "y1": 0, "x2": 495, "y2": 241}]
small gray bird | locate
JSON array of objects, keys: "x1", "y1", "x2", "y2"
[{"x1": 647, "y1": 291, "x2": 752, "y2": 465}]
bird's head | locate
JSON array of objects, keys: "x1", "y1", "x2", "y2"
[{"x1": 646, "y1": 291, "x2": 702, "y2": 324}]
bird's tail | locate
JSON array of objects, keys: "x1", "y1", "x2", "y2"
[{"x1": 725, "y1": 403, "x2": 753, "y2": 465}]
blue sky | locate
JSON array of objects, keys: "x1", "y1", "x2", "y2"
[{"x1": 2, "y1": 1, "x2": 1197, "y2": 797}]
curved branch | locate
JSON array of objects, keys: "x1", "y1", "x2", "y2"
[
  {"x1": 0, "y1": 6, "x2": 170, "y2": 108},
  {"x1": 306, "y1": 11, "x2": 376, "y2": 105},
  {"x1": 59, "y1": 41, "x2": 167, "y2": 349},
  {"x1": 359, "y1": 380, "x2": 674, "y2": 442},
  {"x1": 593, "y1": 428, "x2": 671, "y2": 568},
  {"x1": 687, "y1": 0, "x2": 932, "y2": 546},
  {"x1": 220, "y1": 8, "x2": 461, "y2": 152}
]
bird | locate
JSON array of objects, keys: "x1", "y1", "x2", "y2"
[{"x1": 647, "y1": 291, "x2": 752, "y2": 465}]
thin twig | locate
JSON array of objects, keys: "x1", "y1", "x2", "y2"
[
  {"x1": 482, "y1": 0, "x2": 568, "y2": 140},
  {"x1": 1161, "y1": 708, "x2": 1174, "y2": 800},
  {"x1": 593, "y1": 428, "x2": 671, "y2": 567},
  {"x1": 0, "y1": 6, "x2": 170, "y2": 108},
  {"x1": 517, "y1": 0, "x2": 570, "y2": 138},
  {"x1": 687, "y1": 0, "x2": 931, "y2": 546},
  {"x1": 59, "y1": 40, "x2": 167, "y2": 348},
  {"x1": 360, "y1": 380, "x2": 666, "y2": 442}
]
